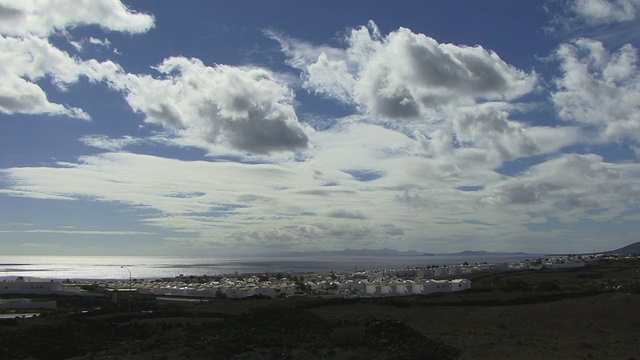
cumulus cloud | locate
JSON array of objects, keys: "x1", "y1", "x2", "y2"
[
  {"x1": 112, "y1": 57, "x2": 310, "y2": 154},
  {"x1": 0, "y1": 1, "x2": 308, "y2": 155},
  {"x1": 408, "y1": 104, "x2": 581, "y2": 166},
  {"x1": 0, "y1": 35, "x2": 126, "y2": 120},
  {"x1": 481, "y1": 153, "x2": 640, "y2": 220},
  {"x1": 452, "y1": 106, "x2": 539, "y2": 161},
  {"x1": 552, "y1": 38, "x2": 640, "y2": 141},
  {"x1": 0, "y1": 0, "x2": 150, "y2": 119},
  {"x1": 0, "y1": 35, "x2": 85, "y2": 118},
  {"x1": 0, "y1": 69, "x2": 90, "y2": 119},
  {"x1": 274, "y1": 21, "x2": 537, "y2": 120},
  {"x1": 271, "y1": 21, "x2": 576, "y2": 166},
  {"x1": 0, "y1": 34, "x2": 124, "y2": 119},
  {"x1": 0, "y1": 0, "x2": 155, "y2": 36}
]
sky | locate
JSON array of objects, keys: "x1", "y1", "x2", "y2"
[{"x1": 1, "y1": 0, "x2": 640, "y2": 256}]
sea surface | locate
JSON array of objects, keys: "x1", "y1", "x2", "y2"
[{"x1": 0, "y1": 254, "x2": 537, "y2": 281}]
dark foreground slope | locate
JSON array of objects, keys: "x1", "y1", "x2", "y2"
[{"x1": 1, "y1": 259, "x2": 639, "y2": 360}]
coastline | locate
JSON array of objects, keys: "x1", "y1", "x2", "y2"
[{"x1": 0, "y1": 254, "x2": 539, "y2": 281}]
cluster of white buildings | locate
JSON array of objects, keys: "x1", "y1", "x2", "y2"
[
  {"x1": 308, "y1": 278, "x2": 471, "y2": 296},
  {"x1": 101, "y1": 275, "x2": 471, "y2": 299},
  {"x1": 1, "y1": 272, "x2": 472, "y2": 301},
  {"x1": 508, "y1": 257, "x2": 587, "y2": 270},
  {"x1": 104, "y1": 277, "x2": 297, "y2": 299},
  {"x1": 371, "y1": 265, "x2": 476, "y2": 279},
  {"x1": 373, "y1": 255, "x2": 593, "y2": 280}
]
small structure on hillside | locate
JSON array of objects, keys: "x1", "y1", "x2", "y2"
[{"x1": 0, "y1": 298, "x2": 56, "y2": 310}]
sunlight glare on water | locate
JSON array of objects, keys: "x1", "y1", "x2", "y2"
[{"x1": 0, "y1": 254, "x2": 535, "y2": 280}]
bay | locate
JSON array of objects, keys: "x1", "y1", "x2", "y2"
[{"x1": 0, "y1": 254, "x2": 537, "y2": 281}]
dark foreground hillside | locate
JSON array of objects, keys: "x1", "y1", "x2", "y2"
[{"x1": 1, "y1": 259, "x2": 639, "y2": 360}]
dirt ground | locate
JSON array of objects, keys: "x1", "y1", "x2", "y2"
[{"x1": 304, "y1": 292, "x2": 640, "y2": 359}]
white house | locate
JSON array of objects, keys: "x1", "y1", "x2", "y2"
[
  {"x1": 450, "y1": 279, "x2": 472, "y2": 291},
  {"x1": 388, "y1": 282, "x2": 406, "y2": 295},
  {"x1": 0, "y1": 277, "x2": 82, "y2": 295},
  {"x1": 405, "y1": 281, "x2": 423, "y2": 295},
  {"x1": 225, "y1": 286, "x2": 256, "y2": 298},
  {"x1": 375, "y1": 284, "x2": 390, "y2": 295}
]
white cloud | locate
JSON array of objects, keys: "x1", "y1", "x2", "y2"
[
  {"x1": 571, "y1": 0, "x2": 640, "y2": 25},
  {"x1": 1, "y1": 134, "x2": 638, "y2": 252},
  {"x1": 111, "y1": 57, "x2": 310, "y2": 154},
  {"x1": 0, "y1": 35, "x2": 92, "y2": 118},
  {"x1": 0, "y1": 149, "x2": 468, "y2": 250},
  {"x1": 452, "y1": 106, "x2": 539, "y2": 161},
  {"x1": 0, "y1": 0, "x2": 149, "y2": 120},
  {"x1": 274, "y1": 21, "x2": 538, "y2": 120},
  {"x1": 545, "y1": 0, "x2": 640, "y2": 43},
  {"x1": 88, "y1": 37, "x2": 111, "y2": 47},
  {"x1": 0, "y1": 0, "x2": 155, "y2": 36},
  {"x1": 481, "y1": 153, "x2": 640, "y2": 221},
  {"x1": 0, "y1": 229, "x2": 155, "y2": 235},
  {"x1": 306, "y1": 52, "x2": 356, "y2": 104},
  {"x1": 0, "y1": 189, "x2": 76, "y2": 200},
  {"x1": 552, "y1": 38, "x2": 640, "y2": 141},
  {"x1": 80, "y1": 134, "x2": 146, "y2": 151},
  {"x1": 0, "y1": 34, "x2": 124, "y2": 119},
  {"x1": 69, "y1": 37, "x2": 112, "y2": 52},
  {"x1": 271, "y1": 22, "x2": 578, "y2": 166},
  {"x1": 20, "y1": 242, "x2": 59, "y2": 248},
  {"x1": 2, "y1": 152, "x2": 401, "y2": 250},
  {"x1": 2, "y1": 9, "x2": 638, "y2": 255}
]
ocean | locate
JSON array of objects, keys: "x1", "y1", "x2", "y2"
[{"x1": 0, "y1": 254, "x2": 537, "y2": 281}]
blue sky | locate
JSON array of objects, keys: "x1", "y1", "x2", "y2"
[{"x1": 1, "y1": 0, "x2": 640, "y2": 256}]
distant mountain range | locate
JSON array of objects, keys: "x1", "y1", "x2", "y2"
[
  {"x1": 450, "y1": 250, "x2": 529, "y2": 256},
  {"x1": 283, "y1": 248, "x2": 530, "y2": 257},
  {"x1": 282, "y1": 242, "x2": 640, "y2": 258},
  {"x1": 285, "y1": 248, "x2": 432, "y2": 257}
]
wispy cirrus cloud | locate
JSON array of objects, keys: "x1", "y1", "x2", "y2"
[
  {"x1": 80, "y1": 135, "x2": 147, "y2": 151},
  {"x1": 0, "y1": 229, "x2": 154, "y2": 235}
]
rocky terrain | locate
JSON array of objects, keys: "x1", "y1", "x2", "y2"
[{"x1": 1, "y1": 258, "x2": 639, "y2": 359}]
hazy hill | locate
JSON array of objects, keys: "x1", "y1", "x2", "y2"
[
  {"x1": 284, "y1": 248, "x2": 531, "y2": 257},
  {"x1": 285, "y1": 242, "x2": 640, "y2": 258},
  {"x1": 447, "y1": 250, "x2": 529, "y2": 256},
  {"x1": 607, "y1": 241, "x2": 640, "y2": 255},
  {"x1": 285, "y1": 248, "x2": 435, "y2": 257}
]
